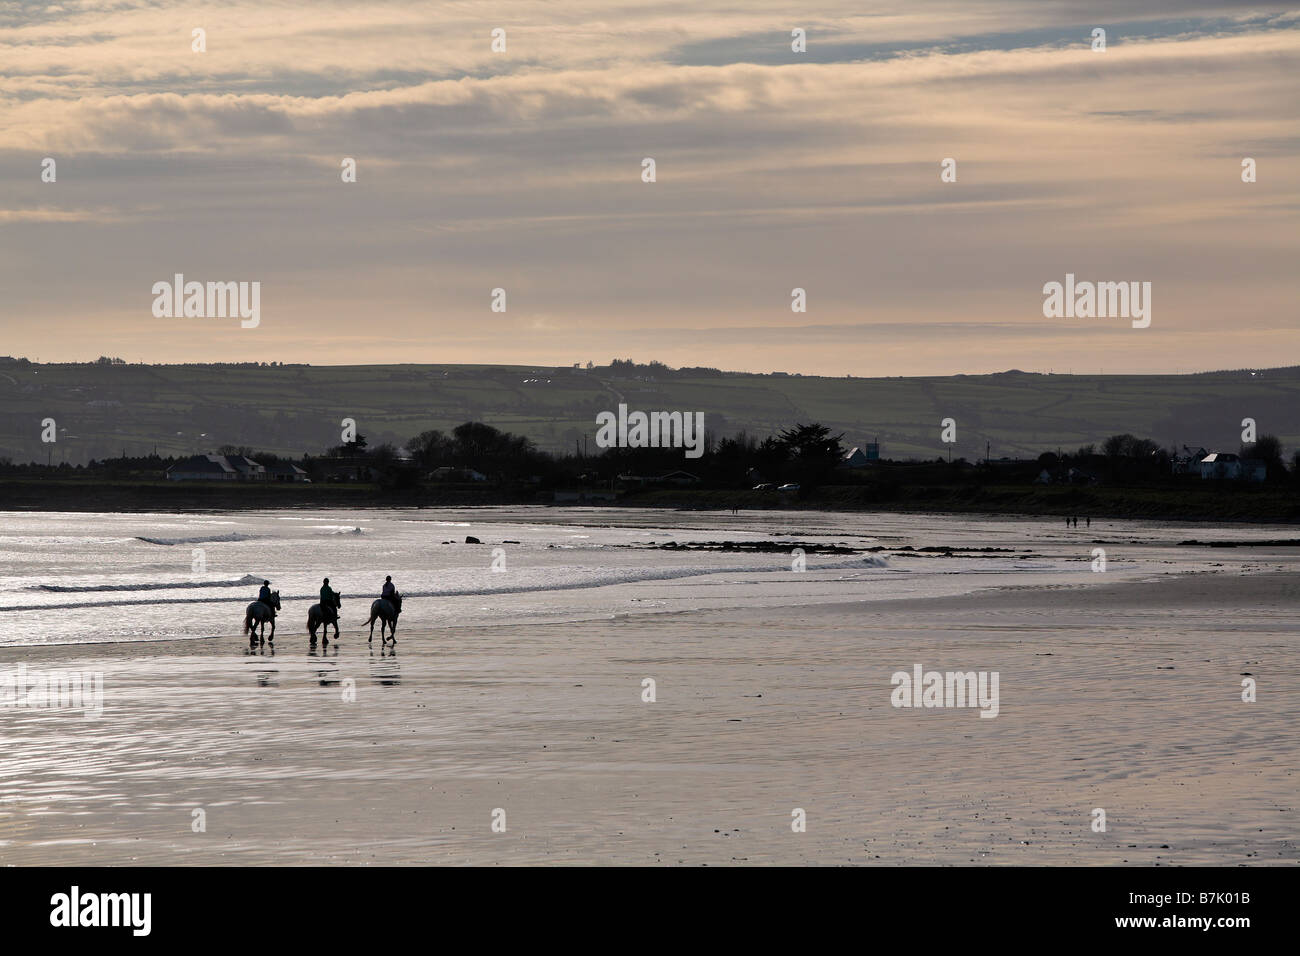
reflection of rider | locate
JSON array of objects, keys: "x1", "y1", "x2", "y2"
[
  {"x1": 258, "y1": 580, "x2": 273, "y2": 607},
  {"x1": 320, "y1": 577, "x2": 339, "y2": 623}
]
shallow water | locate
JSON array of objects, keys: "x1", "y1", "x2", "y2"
[
  {"x1": 1, "y1": 507, "x2": 1296, "y2": 865},
  {"x1": 2, "y1": 506, "x2": 1285, "y2": 647}
]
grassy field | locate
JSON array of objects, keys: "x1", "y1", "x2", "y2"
[{"x1": 1, "y1": 360, "x2": 1298, "y2": 467}]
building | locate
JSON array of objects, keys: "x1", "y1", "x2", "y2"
[
  {"x1": 225, "y1": 456, "x2": 267, "y2": 480},
  {"x1": 265, "y1": 462, "x2": 309, "y2": 482},
  {"x1": 1172, "y1": 445, "x2": 1209, "y2": 475},
  {"x1": 166, "y1": 453, "x2": 287, "y2": 481},
  {"x1": 839, "y1": 441, "x2": 880, "y2": 469},
  {"x1": 165, "y1": 454, "x2": 239, "y2": 480},
  {"x1": 1199, "y1": 452, "x2": 1241, "y2": 480}
]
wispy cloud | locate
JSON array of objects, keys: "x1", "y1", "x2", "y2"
[{"x1": 0, "y1": 1, "x2": 1296, "y2": 374}]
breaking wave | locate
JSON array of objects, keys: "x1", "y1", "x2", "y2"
[
  {"x1": 136, "y1": 533, "x2": 257, "y2": 546},
  {"x1": 31, "y1": 574, "x2": 265, "y2": 593},
  {"x1": 4, "y1": 558, "x2": 893, "y2": 613}
]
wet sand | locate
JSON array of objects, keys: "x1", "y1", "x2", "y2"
[{"x1": 1, "y1": 570, "x2": 1295, "y2": 865}]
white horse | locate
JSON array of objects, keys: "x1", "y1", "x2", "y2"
[
  {"x1": 244, "y1": 591, "x2": 280, "y2": 643},
  {"x1": 367, "y1": 593, "x2": 401, "y2": 643}
]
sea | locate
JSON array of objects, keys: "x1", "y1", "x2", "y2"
[{"x1": 0, "y1": 506, "x2": 1276, "y2": 646}]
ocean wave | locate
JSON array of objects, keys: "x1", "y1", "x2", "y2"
[
  {"x1": 30, "y1": 574, "x2": 264, "y2": 594},
  {"x1": 2, "y1": 558, "x2": 892, "y2": 613},
  {"x1": 136, "y1": 533, "x2": 257, "y2": 546}
]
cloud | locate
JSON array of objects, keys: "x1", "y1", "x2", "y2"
[{"x1": 0, "y1": 1, "x2": 1296, "y2": 375}]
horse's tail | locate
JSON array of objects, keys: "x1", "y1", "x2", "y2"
[{"x1": 243, "y1": 614, "x2": 251, "y2": 635}]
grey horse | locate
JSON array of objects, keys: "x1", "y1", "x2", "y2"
[
  {"x1": 308, "y1": 592, "x2": 342, "y2": 643},
  {"x1": 367, "y1": 593, "x2": 401, "y2": 643},
  {"x1": 244, "y1": 591, "x2": 281, "y2": 643}
]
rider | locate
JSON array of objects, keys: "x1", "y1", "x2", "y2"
[
  {"x1": 258, "y1": 580, "x2": 274, "y2": 608},
  {"x1": 381, "y1": 575, "x2": 402, "y2": 610},
  {"x1": 320, "y1": 577, "x2": 339, "y2": 624}
]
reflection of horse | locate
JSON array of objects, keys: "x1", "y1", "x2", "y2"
[
  {"x1": 367, "y1": 593, "x2": 402, "y2": 643},
  {"x1": 308, "y1": 592, "x2": 342, "y2": 642},
  {"x1": 244, "y1": 592, "x2": 281, "y2": 643}
]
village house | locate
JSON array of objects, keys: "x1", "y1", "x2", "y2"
[
  {"x1": 166, "y1": 454, "x2": 311, "y2": 482},
  {"x1": 1172, "y1": 445, "x2": 1209, "y2": 475},
  {"x1": 265, "y1": 461, "x2": 309, "y2": 482},
  {"x1": 165, "y1": 454, "x2": 239, "y2": 480},
  {"x1": 1198, "y1": 452, "x2": 1266, "y2": 482},
  {"x1": 225, "y1": 456, "x2": 267, "y2": 480},
  {"x1": 838, "y1": 441, "x2": 881, "y2": 469}
]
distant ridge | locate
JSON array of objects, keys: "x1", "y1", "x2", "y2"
[{"x1": 2, "y1": 361, "x2": 1297, "y2": 466}]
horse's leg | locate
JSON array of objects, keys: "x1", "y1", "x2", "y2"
[{"x1": 368, "y1": 614, "x2": 374, "y2": 642}]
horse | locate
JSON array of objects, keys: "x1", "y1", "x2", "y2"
[
  {"x1": 308, "y1": 592, "x2": 342, "y2": 643},
  {"x1": 243, "y1": 591, "x2": 280, "y2": 643},
  {"x1": 367, "y1": 592, "x2": 402, "y2": 643}
]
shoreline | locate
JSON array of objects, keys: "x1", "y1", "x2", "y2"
[
  {"x1": 1, "y1": 565, "x2": 1283, "y2": 653},
  {"x1": 2, "y1": 478, "x2": 1298, "y2": 523}
]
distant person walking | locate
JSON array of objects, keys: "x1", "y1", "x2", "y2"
[{"x1": 1086, "y1": 517, "x2": 1091, "y2": 528}]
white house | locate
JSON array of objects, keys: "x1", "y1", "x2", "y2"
[
  {"x1": 225, "y1": 456, "x2": 267, "y2": 480},
  {"x1": 1199, "y1": 452, "x2": 1241, "y2": 480},
  {"x1": 166, "y1": 454, "x2": 277, "y2": 481}
]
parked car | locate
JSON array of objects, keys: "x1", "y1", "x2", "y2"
[
  {"x1": 777, "y1": 483, "x2": 800, "y2": 492},
  {"x1": 752, "y1": 483, "x2": 775, "y2": 491}
]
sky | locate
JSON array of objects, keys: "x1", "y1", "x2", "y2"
[{"x1": 1, "y1": 1, "x2": 1297, "y2": 377}]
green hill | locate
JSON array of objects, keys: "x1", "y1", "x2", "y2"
[{"x1": 1, "y1": 359, "x2": 1297, "y2": 467}]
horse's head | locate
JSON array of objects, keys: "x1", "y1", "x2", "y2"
[{"x1": 271, "y1": 591, "x2": 281, "y2": 609}]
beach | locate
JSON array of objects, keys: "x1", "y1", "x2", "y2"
[{"x1": 0, "y1": 507, "x2": 1296, "y2": 865}]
